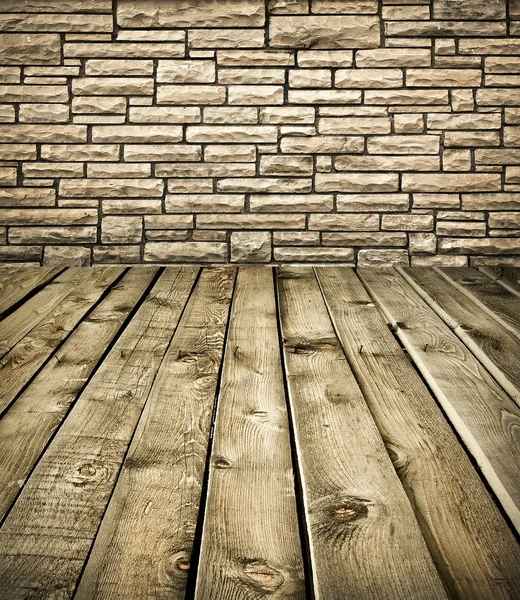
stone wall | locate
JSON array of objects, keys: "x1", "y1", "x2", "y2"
[{"x1": 0, "y1": 0, "x2": 519, "y2": 266}]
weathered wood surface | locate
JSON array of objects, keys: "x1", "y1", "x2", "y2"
[
  {"x1": 399, "y1": 267, "x2": 520, "y2": 406},
  {"x1": 439, "y1": 267, "x2": 520, "y2": 338},
  {"x1": 0, "y1": 267, "x2": 158, "y2": 521},
  {"x1": 75, "y1": 268, "x2": 235, "y2": 600},
  {"x1": 195, "y1": 267, "x2": 305, "y2": 600},
  {"x1": 0, "y1": 267, "x2": 198, "y2": 599},
  {"x1": 0, "y1": 266, "x2": 124, "y2": 416},
  {"x1": 0, "y1": 266, "x2": 518, "y2": 599},
  {"x1": 277, "y1": 266, "x2": 447, "y2": 600},
  {"x1": 317, "y1": 267, "x2": 520, "y2": 600},
  {"x1": 358, "y1": 268, "x2": 520, "y2": 533},
  {"x1": 0, "y1": 266, "x2": 62, "y2": 319}
]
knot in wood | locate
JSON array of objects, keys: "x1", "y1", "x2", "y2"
[
  {"x1": 240, "y1": 560, "x2": 285, "y2": 593},
  {"x1": 165, "y1": 550, "x2": 191, "y2": 580},
  {"x1": 213, "y1": 456, "x2": 233, "y2": 469},
  {"x1": 78, "y1": 464, "x2": 96, "y2": 478},
  {"x1": 329, "y1": 497, "x2": 370, "y2": 524}
]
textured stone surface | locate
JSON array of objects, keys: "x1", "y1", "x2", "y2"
[
  {"x1": 231, "y1": 231, "x2": 271, "y2": 262},
  {"x1": 0, "y1": 0, "x2": 518, "y2": 266}
]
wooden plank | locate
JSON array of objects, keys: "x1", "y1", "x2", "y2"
[
  {"x1": 0, "y1": 266, "x2": 125, "y2": 416},
  {"x1": 358, "y1": 268, "x2": 520, "y2": 534},
  {"x1": 479, "y1": 266, "x2": 520, "y2": 298},
  {"x1": 0, "y1": 267, "x2": 119, "y2": 359},
  {"x1": 316, "y1": 267, "x2": 520, "y2": 600},
  {"x1": 194, "y1": 267, "x2": 305, "y2": 600},
  {"x1": 75, "y1": 267, "x2": 236, "y2": 600},
  {"x1": 0, "y1": 267, "x2": 158, "y2": 521},
  {"x1": 399, "y1": 267, "x2": 520, "y2": 406},
  {"x1": 0, "y1": 266, "x2": 63, "y2": 320},
  {"x1": 276, "y1": 266, "x2": 447, "y2": 600},
  {"x1": 0, "y1": 267, "x2": 198, "y2": 599},
  {"x1": 438, "y1": 267, "x2": 520, "y2": 338}
]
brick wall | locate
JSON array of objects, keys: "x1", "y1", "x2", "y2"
[{"x1": 0, "y1": 0, "x2": 519, "y2": 266}]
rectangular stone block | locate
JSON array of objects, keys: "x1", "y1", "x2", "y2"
[
  {"x1": 297, "y1": 50, "x2": 353, "y2": 67},
  {"x1": 72, "y1": 96, "x2": 126, "y2": 114},
  {"x1": 0, "y1": 0, "x2": 112, "y2": 12},
  {"x1": 196, "y1": 214, "x2": 305, "y2": 229},
  {"x1": 72, "y1": 77, "x2": 154, "y2": 96},
  {"x1": 87, "y1": 163, "x2": 151, "y2": 178},
  {"x1": 118, "y1": 0, "x2": 265, "y2": 28},
  {"x1": 382, "y1": 214, "x2": 434, "y2": 231},
  {"x1": 156, "y1": 162, "x2": 255, "y2": 178},
  {"x1": 309, "y1": 213, "x2": 379, "y2": 231},
  {"x1": 269, "y1": 16, "x2": 380, "y2": 48},
  {"x1": 433, "y1": 0, "x2": 506, "y2": 20},
  {"x1": 8, "y1": 227, "x2": 97, "y2": 244},
  {"x1": 336, "y1": 69, "x2": 402, "y2": 88},
  {"x1": 18, "y1": 104, "x2": 69, "y2": 123},
  {"x1": 205, "y1": 145, "x2": 256, "y2": 162},
  {"x1": 0, "y1": 144, "x2": 37, "y2": 161},
  {"x1": 0, "y1": 209, "x2": 97, "y2": 225},
  {"x1": 406, "y1": 69, "x2": 482, "y2": 87},
  {"x1": 228, "y1": 85, "x2": 284, "y2": 105},
  {"x1": 157, "y1": 60, "x2": 215, "y2": 83},
  {"x1": 157, "y1": 85, "x2": 226, "y2": 105},
  {"x1": 85, "y1": 60, "x2": 154, "y2": 76},
  {"x1": 59, "y1": 179, "x2": 164, "y2": 198},
  {"x1": 280, "y1": 135, "x2": 364, "y2": 153},
  {"x1": 335, "y1": 154, "x2": 440, "y2": 171},
  {"x1": 356, "y1": 48, "x2": 431, "y2": 67},
  {"x1": 102, "y1": 216, "x2": 142, "y2": 244},
  {"x1": 319, "y1": 117, "x2": 391, "y2": 134},
  {"x1": 439, "y1": 238, "x2": 520, "y2": 254},
  {"x1": 166, "y1": 194, "x2": 244, "y2": 213},
  {"x1": 288, "y1": 89, "x2": 362, "y2": 104},
  {"x1": 129, "y1": 106, "x2": 200, "y2": 123},
  {"x1": 23, "y1": 162, "x2": 84, "y2": 178},
  {"x1": 0, "y1": 34, "x2": 60, "y2": 64},
  {"x1": 186, "y1": 126, "x2": 278, "y2": 143},
  {"x1": 0, "y1": 13, "x2": 112, "y2": 32},
  {"x1": 337, "y1": 194, "x2": 409, "y2": 212},
  {"x1": 428, "y1": 113, "x2": 502, "y2": 130},
  {"x1": 41, "y1": 144, "x2": 120, "y2": 161},
  {"x1": 217, "y1": 50, "x2": 294, "y2": 66},
  {"x1": 250, "y1": 194, "x2": 333, "y2": 212},
  {"x1": 402, "y1": 173, "x2": 502, "y2": 193},
  {"x1": 203, "y1": 107, "x2": 258, "y2": 124},
  {"x1": 145, "y1": 215, "x2": 194, "y2": 229},
  {"x1": 0, "y1": 85, "x2": 69, "y2": 103},
  {"x1": 144, "y1": 242, "x2": 227, "y2": 263},
  {"x1": 365, "y1": 89, "x2": 449, "y2": 105},
  {"x1": 315, "y1": 172, "x2": 398, "y2": 192},
  {"x1": 64, "y1": 43, "x2": 185, "y2": 59},
  {"x1": 217, "y1": 178, "x2": 311, "y2": 193},
  {"x1": 274, "y1": 247, "x2": 355, "y2": 261},
  {"x1": 0, "y1": 167, "x2": 17, "y2": 186},
  {"x1": 289, "y1": 69, "x2": 331, "y2": 88},
  {"x1": 259, "y1": 155, "x2": 313, "y2": 176},
  {"x1": 386, "y1": 21, "x2": 505, "y2": 37},
  {"x1": 124, "y1": 144, "x2": 201, "y2": 162},
  {"x1": 367, "y1": 135, "x2": 440, "y2": 154},
  {"x1": 0, "y1": 125, "x2": 86, "y2": 143},
  {"x1": 188, "y1": 28, "x2": 265, "y2": 48},
  {"x1": 92, "y1": 125, "x2": 182, "y2": 143}
]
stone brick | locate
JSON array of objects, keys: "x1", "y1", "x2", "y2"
[
  {"x1": 24, "y1": 162, "x2": 84, "y2": 178},
  {"x1": 270, "y1": 16, "x2": 380, "y2": 49},
  {"x1": 313, "y1": 0, "x2": 378, "y2": 13},
  {"x1": 439, "y1": 238, "x2": 520, "y2": 254},
  {"x1": 335, "y1": 154, "x2": 440, "y2": 171},
  {"x1": 188, "y1": 29, "x2": 265, "y2": 48},
  {"x1": 368, "y1": 135, "x2": 439, "y2": 154},
  {"x1": 427, "y1": 113, "x2": 502, "y2": 130},
  {"x1": 157, "y1": 60, "x2": 215, "y2": 84},
  {"x1": 41, "y1": 144, "x2": 119, "y2": 162},
  {"x1": 87, "y1": 163, "x2": 151, "y2": 178},
  {"x1": 101, "y1": 216, "x2": 142, "y2": 244},
  {"x1": 260, "y1": 155, "x2": 313, "y2": 176},
  {"x1": 251, "y1": 194, "x2": 333, "y2": 212},
  {"x1": 117, "y1": 0, "x2": 265, "y2": 28},
  {"x1": 357, "y1": 249, "x2": 409, "y2": 266},
  {"x1": 0, "y1": 85, "x2": 69, "y2": 102},
  {"x1": 18, "y1": 104, "x2": 69, "y2": 124},
  {"x1": 316, "y1": 172, "x2": 398, "y2": 192},
  {"x1": 407, "y1": 69, "x2": 482, "y2": 87},
  {"x1": 382, "y1": 214, "x2": 434, "y2": 231},
  {"x1": 274, "y1": 247, "x2": 355, "y2": 261},
  {"x1": 157, "y1": 85, "x2": 226, "y2": 105},
  {"x1": 166, "y1": 194, "x2": 244, "y2": 213},
  {"x1": 402, "y1": 173, "x2": 502, "y2": 193},
  {"x1": 337, "y1": 194, "x2": 409, "y2": 212},
  {"x1": 44, "y1": 246, "x2": 91, "y2": 266},
  {"x1": 218, "y1": 68, "x2": 286, "y2": 85},
  {"x1": 205, "y1": 145, "x2": 256, "y2": 163},
  {"x1": 197, "y1": 214, "x2": 305, "y2": 229},
  {"x1": 64, "y1": 42, "x2": 185, "y2": 59},
  {"x1": 437, "y1": 221, "x2": 486, "y2": 237},
  {"x1": 9, "y1": 226, "x2": 96, "y2": 244},
  {"x1": 228, "y1": 85, "x2": 284, "y2": 105},
  {"x1": 73, "y1": 77, "x2": 154, "y2": 96},
  {"x1": 322, "y1": 232, "x2": 406, "y2": 247},
  {"x1": 336, "y1": 69, "x2": 402, "y2": 88},
  {"x1": 0, "y1": 209, "x2": 97, "y2": 226},
  {"x1": 217, "y1": 50, "x2": 294, "y2": 66},
  {"x1": 281, "y1": 135, "x2": 364, "y2": 153},
  {"x1": 72, "y1": 96, "x2": 126, "y2": 114},
  {"x1": 186, "y1": 126, "x2": 278, "y2": 143},
  {"x1": 0, "y1": 34, "x2": 60, "y2": 64},
  {"x1": 413, "y1": 194, "x2": 460, "y2": 209},
  {"x1": 203, "y1": 107, "x2": 258, "y2": 124},
  {"x1": 409, "y1": 233, "x2": 437, "y2": 255},
  {"x1": 386, "y1": 21, "x2": 506, "y2": 37},
  {"x1": 0, "y1": 167, "x2": 17, "y2": 186},
  {"x1": 309, "y1": 213, "x2": 380, "y2": 230},
  {"x1": 269, "y1": 0, "x2": 309, "y2": 14},
  {"x1": 157, "y1": 162, "x2": 255, "y2": 178},
  {"x1": 0, "y1": 144, "x2": 37, "y2": 161},
  {"x1": 462, "y1": 193, "x2": 520, "y2": 211},
  {"x1": 477, "y1": 89, "x2": 520, "y2": 106},
  {"x1": 60, "y1": 179, "x2": 164, "y2": 198},
  {"x1": 319, "y1": 117, "x2": 391, "y2": 134},
  {"x1": 445, "y1": 131, "x2": 500, "y2": 147},
  {"x1": 297, "y1": 50, "x2": 353, "y2": 67},
  {"x1": 365, "y1": 89, "x2": 449, "y2": 105},
  {"x1": 231, "y1": 231, "x2": 271, "y2": 262},
  {"x1": 288, "y1": 89, "x2": 361, "y2": 104},
  {"x1": 394, "y1": 113, "x2": 424, "y2": 134},
  {"x1": 93, "y1": 246, "x2": 140, "y2": 264},
  {"x1": 356, "y1": 48, "x2": 431, "y2": 67},
  {"x1": 0, "y1": 125, "x2": 86, "y2": 143},
  {"x1": 92, "y1": 125, "x2": 182, "y2": 143}
]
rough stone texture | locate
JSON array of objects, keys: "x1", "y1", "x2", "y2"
[
  {"x1": 231, "y1": 231, "x2": 271, "y2": 262},
  {"x1": 0, "y1": 0, "x2": 519, "y2": 266}
]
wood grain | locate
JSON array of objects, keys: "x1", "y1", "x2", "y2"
[
  {"x1": 0, "y1": 267, "x2": 158, "y2": 521},
  {"x1": 0, "y1": 266, "x2": 62, "y2": 320},
  {"x1": 75, "y1": 267, "x2": 236, "y2": 600},
  {"x1": 0, "y1": 267, "x2": 198, "y2": 599},
  {"x1": 358, "y1": 268, "x2": 520, "y2": 534},
  {"x1": 317, "y1": 266, "x2": 520, "y2": 600},
  {"x1": 399, "y1": 267, "x2": 520, "y2": 406},
  {"x1": 438, "y1": 267, "x2": 520, "y2": 338},
  {"x1": 276, "y1": 266, "x2": 447, "y2": 600},
  {"x1": 194, "y1": 267, "x2": 305, "y2": 600},
  {"x1": 0, "y1": 266, "x2": 124, "y2": 416},
  {"x1": 479, "y1": 267, "x2": 520, "y2": 298}
]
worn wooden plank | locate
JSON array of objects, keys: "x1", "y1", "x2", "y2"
[
  {"x1": 438, "y1": 267, "x2": 520, "y2": 338},
  {"x1": 479, "y1": 267, "x2": 520, "y2": 298},
  {"x1": 0, "y1": 267, "x2": 118, "y2": 359},
  {"x1": 0, "y1": 267, "x2": 158, "y2": 521},
  {"x1": 0, "y1": 267, "x2": 198, "y2": 599},
  {"x1": 0, "y1": 266, "x2": 125, "y2": 416},
  {"x1": 358, "y1": 268, "x2": 520, "y2": 534},
  {"x1": 276, "y1": 267, "x2": 447, "y2": 600},
  {"x1": 0, "y1": 266, "x2": 63, "y2": 320},
  {"x1": 399, "y1": 267, "x2": 520, "y2": 406},
  {"x1": 194, "y1": 267, "x2": 305, "y2": 600},
  {"x1": 317, "y1": 267, "x2": 520, "y2": 600},
  {"x1": 75, "y1": 267, "x2": 236, "y2": 600}
]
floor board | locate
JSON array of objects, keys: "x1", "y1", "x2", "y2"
[{"x1": 0, "y1": 266, "x2": 518, "y2": 600}]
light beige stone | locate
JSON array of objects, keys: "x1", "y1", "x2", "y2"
[
  {"x1": 72, "y1": 96, "x2": 126, "y2": 114},
  {"x1": 0, "y1": 208, "x2": 97, "y2": 225},
  {"x1": 0, "y1": 34, "x2": 60, "y2": 64},
  {"x1": 205, "y1": 145, "x2": 256, "y2": 162},
  {"x1": 0, "y1": 125, "x2": 86, "y2": 143},
  {"x1": 274, "y1": 247, "x2": 355, "y2": 261},
  {"x1": 382, "y1": 214, "x2": 434, "y2": 231},
  {"x1": 358, "y1": 249, "x2": 409, "y2": 266},
  {"x1": 288, "y1": 89, "x2": 362, "y2": 104},
  {"x1": 92, "y1": 125, "x2": 182, "y2": 143},
  {"x1": 312, "y1": 0, "x2": 378, "y2": 14},
  {"x1": 0, "y1": 144, "x2": 37, "y2": 161},
  {"x1": 402, "y1": 173, "x2": 502, "y2": 193},
  {"x1": 18, "y1": 104, "x2": 69, "y2": 124},
  {"x1": 186, "y1": 125, "x2": 278, "y2": 143},
  {"x1": 438, "y1": 238, "x2": 520, "y2": 255},
  {"x1": 9, "y1": 226, "x2": 97, "y2": 244},
  {"x1": 260, "y1": 155, "x2": 313, "y2": 176},
  {"x1": 337, "y1": 194, "x2": 409, "y2": 212},
  {"x1": 41, "y1": 144, "x2": 119, "y2": 162},
  {"x1": 197, "y1": 213, "x2": 306, "y2": 229},
  {"x1": 166, "y1": 194, "x2": 244, "y2": 213},
  {"x1": 280, "y1": 135, "x2": 364, "y2": 153},
  {"x1": 85, "y1": 59, "x2": 154, "y2": 76},
  {"x1": 289, "y1": 69, "x2": 331, "y2": 88},
  {"x1": 60, "y1": 179, "x2": 164, "y2": 198},
  {"x1": 23, "y1": 162, "x2": 84, "y2": 178},
  {"x1": 0, "y1": 85, "x2": 69, "y2": 103},
  {"x1": 336, "y1": 69, "x2": 402, "y2": 88},
  {"x1": 129, "y1": 106, "x2": 200, "y2": 124},
  {"x1": 368, "y1": 135, "x2": 439, "y2": 154},
  {"x1": 73, "y1": 77, "x2": 154, "y2": 96},
  {"x1": 65, "y1": 42, "x2": 185, "y2": 59},
  {"x1": 433, "y1": 0, "x2": 506, "y2": 20},
  {"x1": 188, "y1": 29, "x2": 265, "y2": 48},
  {"x1": 407, "y1": 69, "x2": 482, "y2": 87},
  {"x1": 250, "y1": 194, "x2": 333, "y2": 212},
  {"x1": 297, "y1": 50, "x2": 353, "y2": 67},
  {"x1": 356, "y1": 48, "x2": 431, "y2": 67},
  {"x1": 335, "y1": 154, "x2": 440, "y2": 171},
  {"x1": 157, "y1": 60, "x2": 215, "y2": 83},
  {"x1": 365, "y1": 89, "x2": 449, "y2": 105},
  {"x1": 157, "y1": 85, "x2": 226, "y2": 105},
  {"x1": 270, "y1": 16, "x2": 380, "y2": 49},
  {"x1": 218, "y1": 68, "x2": 286, "y2": 85},
  {"x1": 309, "y1": 213, "x2": 380, "y2": 231},
  {"x1": 231, "y1": 231, "x2": 271, "y2": 262},
  {"x1": 156, "y1": 162, "x2": 255, "y2": 178},
  {"x1": 228, "y1": 85, "x2": 284, "y2": 105},
  {"x1": 319, "y1": 117, "x2": 391, "y2": 134},
  {"x1": 203, "y1": 107, "x2": 258, "y2": 124},
  {"x1": 217, "y1": 178, "x2": 311, "y2": 193},
  {"x1": 217, "y1": 50, "x2": 294, "y2": 66},
  {"x1": 315, "y1": 172, "x2": 398, "y2": 192},
  {"x1": 260, "y1": 106, "x2": 315, "y2": 124}
]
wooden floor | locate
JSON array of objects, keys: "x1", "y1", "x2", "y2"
[{"x1": 0, "y1": 265, "x2": 519, "y2": 600}]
